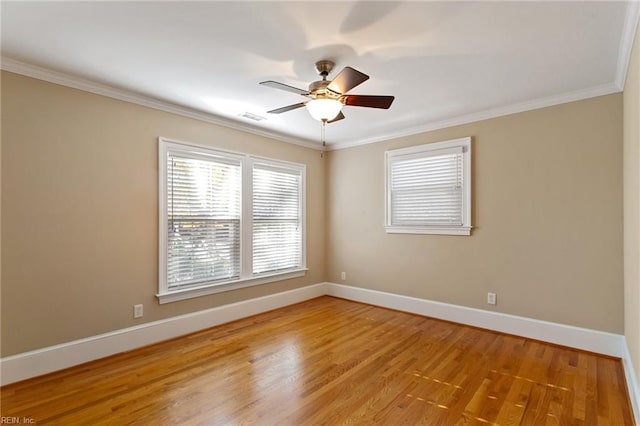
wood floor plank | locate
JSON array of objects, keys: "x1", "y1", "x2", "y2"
[{"x1": 0, "y1": 296, "x2": 634, "y2": 425}]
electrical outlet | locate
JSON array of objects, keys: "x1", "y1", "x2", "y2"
[
  {"x1": 133, "y1": 304, "x2": 143, "y2": 318},
  {"x1": 487, "y1": 292, "x2": 497, "y2": 305},
  {"x1": 341, "y1": 271, "x2": 346, "y2": 280}
]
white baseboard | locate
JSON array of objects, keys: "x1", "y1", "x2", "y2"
[
  {"x1": 0, "y1": 283, "x2": 327, "y2": 386},
  {"x1": 2, "y1": 280, "x2": 638, "y2": 420},
  {"x1": 623, "y1": 339, "x2": 640, "y2": 425}
]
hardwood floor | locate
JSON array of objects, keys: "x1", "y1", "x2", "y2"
[{"x1": 1, "y1": 296, "x2": 634, "y2": 425}]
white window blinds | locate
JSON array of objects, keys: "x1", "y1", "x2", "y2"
[
  {"x1": 252, "y1": 163, "x2": 302, "y2": 275},
  {"x1": 385, "y1": 137, "x2": 471, "y2": 235},
  {"x1": 166, "y1": 152, "x2": 241, "y2": 289},
  {"x1": 389, "y1": 146, "x2": 463, "y2": 226}
]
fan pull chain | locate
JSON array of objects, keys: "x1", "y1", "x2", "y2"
[{"x1": 320, "y1": 119, "x2": 327, "y2": 158}]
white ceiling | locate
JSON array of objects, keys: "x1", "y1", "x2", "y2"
[{"x1": 2, "y1": 1, "x2": 639, "y2": 149}]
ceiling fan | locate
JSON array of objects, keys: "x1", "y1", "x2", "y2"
[{"x1": 259, "y1": 60, "x2": 395, "y2": 124}]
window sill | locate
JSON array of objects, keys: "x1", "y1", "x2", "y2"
[
  {"x1": 156, "y1": 268, "x2": 308, "y2": 304},
  {"x1": 385, "y1": 225, "x2": 472, "y2": 236}
]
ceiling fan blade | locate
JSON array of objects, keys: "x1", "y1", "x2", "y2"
[
  {"x1": 327, "y1": 111, "x2": 345, "y2": 123},
  {"x1": 259, "y1": 80, "x2": 310, "y2": 96},
  {"x1": 327, "y1": 66, "x2": 369, "y2": 94},
  {"x1": 344, "y1": 95, "x2": 395, "y2": 109},
  {"x1": 266, "y1": 102, "x2": 307, "y2": 114}
]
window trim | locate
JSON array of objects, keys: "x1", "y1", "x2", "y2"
[
  {"x1": 385, "y1": 137, "x2": 472, "y2": 236},
  {"x1": 158, "y1": 137, "x2": 307, "y2": 304}
]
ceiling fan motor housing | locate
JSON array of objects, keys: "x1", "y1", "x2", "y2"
[{"x1": 308, "y1": 80, "x2": 341, "y2": 100}]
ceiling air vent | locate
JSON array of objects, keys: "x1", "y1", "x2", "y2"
[{"x1": 239, "y1": 112, "x2": 266, "y2": 122}]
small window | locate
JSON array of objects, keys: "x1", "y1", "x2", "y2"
[
  {"x1": 385, "y1": 137, "x2": 471, "y2": 235},
  {"x1": 159, "y1": 138, "x2": 306, "y2": 303}
]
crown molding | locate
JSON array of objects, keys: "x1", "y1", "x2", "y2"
[
  {"x1": 328, "y1": 82, "x2": 621, "y2": 151},
  {"x1": 0, "y1": 57, "x2": 322, "y2": 151},
  {"x1": 616, "y1": 0, "x2": 640, "y2": 90}
]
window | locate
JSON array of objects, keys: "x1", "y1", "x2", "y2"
[
  {"x1": 159, "y1": 138, "x2": 306, "y2": 303},
  {"x1": 252, "y1": 163, "x2": 303, "y2": 275},
  {"x1": 166, "y1": 152, "x2": 241, "y2": 288},
  {"x1": 385, "y1": 137, "x2": 471, "y2": 235}
]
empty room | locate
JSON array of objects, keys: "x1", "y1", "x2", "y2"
[{"x1": 1, "y1": 1, "x2": 639, "y2": 424}]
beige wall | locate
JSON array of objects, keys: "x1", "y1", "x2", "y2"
[
  {"x1": 624, "y1": 21, "x2": 640, "y2": 386},
  {"x1": 327, "y1": 94, "x2": 623, "y2": 333},
  {"x1": 0, "y1": 71, "x2": 326, "y2": 356}
]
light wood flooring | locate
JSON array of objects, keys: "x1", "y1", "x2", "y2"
[{"x1": 1, "y1": 296, "x2": 634, "y2": 425}]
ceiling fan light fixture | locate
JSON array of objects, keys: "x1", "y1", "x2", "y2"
[{"x1": 305, "y1": 98, "x2": 343, "y2": 121}]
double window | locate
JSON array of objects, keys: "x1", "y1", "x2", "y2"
[
  {"x1": 158, "y1": 138, "x2": 305, "y2": 303},
  {"x1": 385, "y1": 137, "x2": 471, "y2": 235}
]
